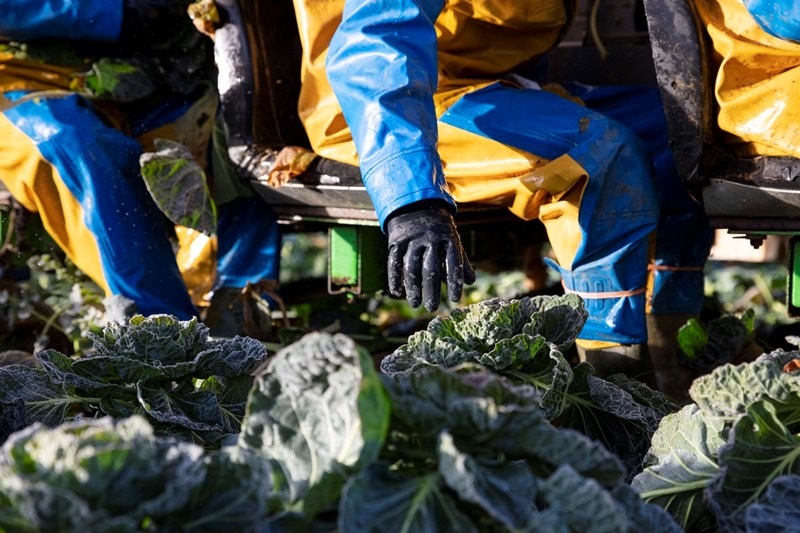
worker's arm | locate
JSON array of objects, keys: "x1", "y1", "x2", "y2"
[
  {"x1": 326, "y1": 0, "x2": 454, "y2": 230},
  {"x1": 326, "y1": 0, "x2": 474, "y2": 311},
  {"x1": 0, "y1": 0, "x2": 124, "y2": 41}
]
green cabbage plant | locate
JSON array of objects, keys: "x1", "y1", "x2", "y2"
[
  {"x1": 0, "y1": 295, "x2": 687, "y2": 532},
  {"x1": 633, "y1": 349, "x2": 800, "y2": 532},
  {"x1": 0, "y1": 314, "x2": 267, "y2": 446},
  {"x1": 381, "y1": 294, "x2": 678, "y2": 478},
  {"x1": 236, "y1": 331, "x2": 680, "y2": 532},
  {"x1": 0, "y1": 416, "x2": 278, "y2": 533}
]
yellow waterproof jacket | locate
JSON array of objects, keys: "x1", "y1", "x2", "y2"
[
  {"x1": 296, "y1": 0, "x2": 570, "y2": 154},
  {"x1": 293, "y1": 0, "x2": 574, "y2": 227},
  {"x1": 694, "y1": 0, "x2": 800, "y2": 158}
]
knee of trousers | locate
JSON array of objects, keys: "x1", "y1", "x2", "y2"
[{"x1": 543, "y1": 120, "x2": 661, "y2": 344}]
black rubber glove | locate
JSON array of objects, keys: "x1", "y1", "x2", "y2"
[{"x1": 385, "y1": 201, "x2": 476, "y2": 312}]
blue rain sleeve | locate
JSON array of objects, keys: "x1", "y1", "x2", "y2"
[
  {"x1": 0, "y1": 0, "x2": 123, "y2": 41},
  {"x1": 326, "y1": 0, "x2": 456, "y2": 231}
]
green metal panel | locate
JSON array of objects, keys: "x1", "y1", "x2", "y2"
[
  {"x1": 790, "y1": 236, "x2": 800, "y2": 315},
  {"x1": 329, "y1": 226, "x2": 360, "y2": 290},
  {"x1": 328, "y1": 225, "x2": 385, "y2": 295}
]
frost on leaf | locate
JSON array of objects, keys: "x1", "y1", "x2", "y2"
[
  {"x1": 239, "y1": 332, "x2": 390, "y2": 516},
  {"x1": 381, "y1": 294, "x2": 587, "y2": 376},
  {"x1": 0, "y1": 416, "x2": 205, "y2": 532}
]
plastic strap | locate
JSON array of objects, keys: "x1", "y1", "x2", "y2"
[
  {"x1": 648, "y1": 263, "x2": 704, "y2": 272},
  {"x1": 561, "y1": 281, "x2": 646, "y2": 300},
  {"x1": 0, "y1": 90, "x2": 73, "y2": 112}
]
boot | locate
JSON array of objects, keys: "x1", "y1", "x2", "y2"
[
  {"x1": 646, "y1": 314, "x2": 698, "y2": 403},
  {"x1": 576, "y1": 342, "x2": 656, "y2": 388},
  {"x1": 202, "y1": 286, "x2": 273, "y2": 340}
]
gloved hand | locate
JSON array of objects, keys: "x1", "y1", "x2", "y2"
[{"x1": 385, "y1": 201, "x2": 476, "y2": 312}]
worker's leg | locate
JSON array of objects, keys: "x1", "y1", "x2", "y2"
[
  {"x1": 565, "y1": 83, "x2": 713, "y2": 314},
  {"x1": 0, "y1": 92, "x2": 196, "y2": 319},
  {"x1": 203, "y1": 195, "x2": 281, "y2": 338},
  {"x1": 215, "y1": 195, "x2": 281, "y2": 289},
  {"x1": 566, "y1": 84, "x2": 713, "y2": 398},
  {"x1": 440, "y1": 83, "x2": 660, "y2": 356}
]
